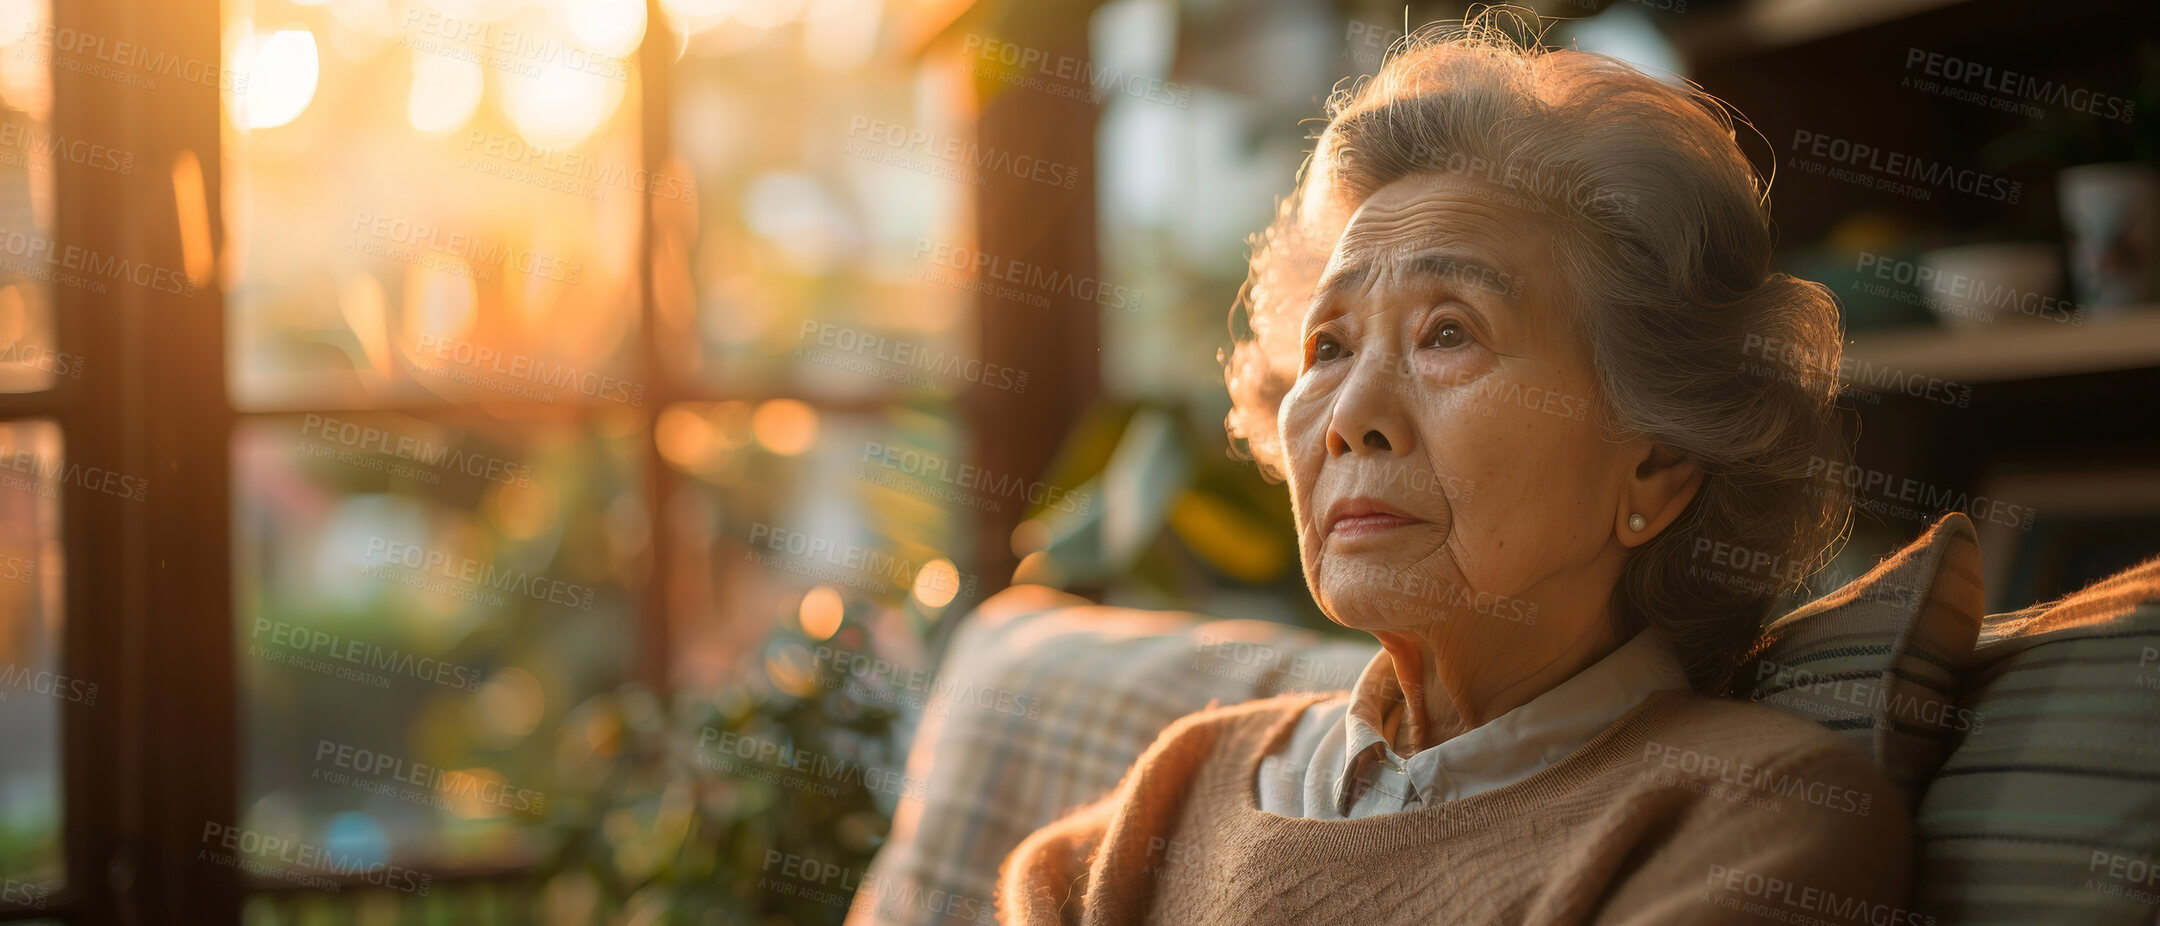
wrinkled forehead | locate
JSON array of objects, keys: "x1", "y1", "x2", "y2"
[
  {"x1": 1324, "y1": 172, "x2": 1546, "y2": 277},
  {"x1": 1303, "y1": 173, "x2": 1581, "y2": 329}
]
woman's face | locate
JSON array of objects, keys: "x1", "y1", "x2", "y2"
[{"x1": 1280, "y1": 172, "x2": 1639, "y2": 647}]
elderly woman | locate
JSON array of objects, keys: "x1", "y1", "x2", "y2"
[{"x1": 996, "y1": 13, "x2": 1912, "y2": 926}]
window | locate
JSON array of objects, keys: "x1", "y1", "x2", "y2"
[
  {"x1": 0, "y1": 0, "x2": 68, "y2": 914},
  {"x1": 3, "y1": 0, "x2": 1063, "y2": 923}
]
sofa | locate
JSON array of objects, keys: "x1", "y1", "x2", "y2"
[{"x1": 843, "y1": 512, "x2": 2160, "y2": 925}]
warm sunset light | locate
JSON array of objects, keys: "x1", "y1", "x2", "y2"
[
  {"x1": 406, "y1": 53, "x2": 483, "y2": 135},
  {"x1": 499, "y1": 58, "x2": 623, "y2": 149},
  {"x1": 170, "y1": 151, "x2": 215, "y2": 288},
  {"x1": 0, "y1": 0, "x2": 47, "y2": 120},
  {"x1": 235, "y1": 28, "x2": 321, "y2": 130},
  {"x1": 560, "y1": 0, "x2": 647, "y2": 58},
  {"x1": 336, "y1": 271, "x2": 394, "y2": 382},
  {"x1": 749, "y1": 398, "x2": 817, "y2": 455},
  {"x1": 797, "y1": 585, "x2": 843, "y2": 640},
  {"x1": 399, "y1": 266, "x2": 482, "y2": 377},
  {"x1": 656, "y1": 0, "x2": 731, "y2": 19},
  {"x1": 655, "y1": 404, "x2": 720, "y2": 470},
  {"x1": 910, "y1": 557, "x2": 960, "y2": 609}
]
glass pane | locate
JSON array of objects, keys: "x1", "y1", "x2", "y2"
[
  {"x1": 0, "y1": 419, "x2": 65, "y2": 903},
  {"x1": 1083, "y1": 1, "x2": 1324, "y2": 621},
  {"x1": 658, "y1": 401, "x2": 971, "y2": 693},
  {"x1": 1095, "y1": 1, "x2": 1330, "y2": 403},
  {"x1": 0, "y1": 0, "x2": 62, "y2": 396},
  {"x1": 536, "y1": 400, "x2": 974, "y2": 922},
  {"x1": 223, "y1": 0, "x2": 645, "y2": 410},
  {"x1": 665, "y1": 10, "x2": 974, "y2": 400},
  {"x1": 232, "y1": 412, "x2": 643, "y2": 879}
]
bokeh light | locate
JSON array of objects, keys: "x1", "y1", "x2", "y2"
[
  {"x1": 797, "y1": 585, "x2": 843, "y2": 640},
  {"x1": 750, "y1": 399, "x2": 817, "y2": 455},
  {"x1": 656, "y1": 405, "x2": 721, "y2": 471},
  {"x1": 442, "y1": 768, "x2": 514, "y2": 818},
  {"x1": 911, "y1": 557, "x2": 959, "y2": 609},
  {"x1": 558, "y1": 0, "x2": 647, "y2": 58},
  {"x1": 235, "y1": 28, "x2": 322, "y2": 130},
  {"x1": 0, "y1": 0, "x2": 50, "y2": 120},
  {"x1": 477, "y1": 667, "x2": 546, "y2": 742},
  {"x1": 499, "y1": 58, "x2": 625, "y2": 149},
  {"x1": 406, "y1": 52, "x2": 484, "y2": 135}
]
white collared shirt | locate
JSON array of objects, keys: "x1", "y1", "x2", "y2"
[{"x1": 1256, "y1": 628, "x2": 1691, "y2": 819}]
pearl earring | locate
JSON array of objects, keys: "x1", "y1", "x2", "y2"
[{"x1": 1628, "y1": 513, "x2": 1647, "y2": 531}]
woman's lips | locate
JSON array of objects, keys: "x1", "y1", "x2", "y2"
[
  {"x1": 1328, "y1": 513, "x2": 1421, "y2": 538},
  {"x1": 1322, "y1": 497, "x2": 1426, "y2": 540}
]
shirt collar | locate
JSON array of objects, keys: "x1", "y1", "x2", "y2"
[{"x1": 1333, "y1": 627, "x2": 1690, "y2": 814}]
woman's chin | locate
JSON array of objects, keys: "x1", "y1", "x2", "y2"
[
  {"x1": 1312, "y1": 542, "x2": 1441, "y2": 578},
  {"x1": 1316, "y1": 586, "x2": 1448, "y2": 635},
  {"x1": 1328, "y1": 612, "x2": 1432, "y2": 636}
]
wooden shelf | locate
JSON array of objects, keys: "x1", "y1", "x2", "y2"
[{"x1": 1843, "y1": 310, "x2": 2160, "y2": 385}]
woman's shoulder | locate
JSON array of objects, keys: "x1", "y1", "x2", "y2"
[
  {"x1": 1586, "y1": 693, "x2": 1916, "y2": 922},
  {"x1": 1630, "y1": 689, "x2": 1889, "y2": 786}
]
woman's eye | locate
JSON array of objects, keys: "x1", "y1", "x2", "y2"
[
  {"x1": 1310, "y1": 332, "x2": 1347, "y2": 363},
  {"x1": 1421, "y1": 321, "x2": 1467, "y2": 350}
]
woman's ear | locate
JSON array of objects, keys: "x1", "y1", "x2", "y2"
[{"x1": 1618, "y1": 444, "x2": 1702, "y2": 548}]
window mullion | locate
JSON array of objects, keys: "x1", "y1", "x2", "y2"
[{"x1": 52, "y1": 0, "x2": 242, "y2": 921}]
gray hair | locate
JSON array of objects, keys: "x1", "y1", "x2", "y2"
[{"x1": 1221, "y1": 8, "x2": 1853, "y2": 694}]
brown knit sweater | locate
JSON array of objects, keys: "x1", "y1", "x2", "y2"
[{"x1": 997, "y1": 690, "x2": 1915, "y2": 925}]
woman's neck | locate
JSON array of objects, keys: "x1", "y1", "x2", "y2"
[{"x1": 1369, "y1": 616, "x2": 1624, "y2": 754}]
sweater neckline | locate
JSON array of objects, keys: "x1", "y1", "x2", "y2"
[
  {"x1": 1321, "y1": 628, "x2": 1689, "y2": 815},
  {"x1": 1229, "y1": 687, "x2": 1693, "y2": 857}
]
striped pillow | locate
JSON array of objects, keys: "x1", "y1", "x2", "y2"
[
  {"x1": 1744, "y1": 512, "x2": 1988, "y2": 806},
  {"x1": 1914, "y1": 555, "x2": 2160, "y2": 925}
]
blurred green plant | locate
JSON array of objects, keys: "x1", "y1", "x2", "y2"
[
  {"x1": 537, "y1": 621, "x2": 901, "y2": 926},
  {"x1": 532, "y1": 394, "x2": 1334, "y2": 924},
  {"x1": 1015, "y1": 397, "x2": 1330, "y2": 632}
]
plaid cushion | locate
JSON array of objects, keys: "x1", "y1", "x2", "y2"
[
  {"x1": 843, "y1": 585, "x2": 1377, "y2": 926},
  {"x1": 1744, "y1": 512, "x2": 1988, "y2": 806},
  {"x1": 1914, "y1": 555, "x2": 2160, "y2": 924}
]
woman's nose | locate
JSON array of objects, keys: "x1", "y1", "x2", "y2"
[{"x1": 1325, "y1": 354, "x2": 1415, "y2": 458}]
